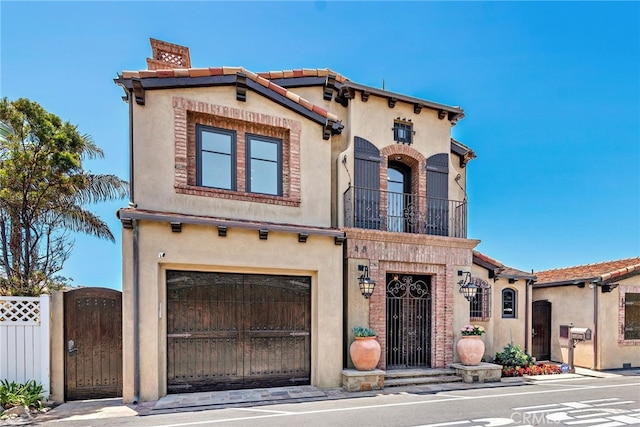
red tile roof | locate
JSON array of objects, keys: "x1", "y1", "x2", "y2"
[
  {"x1": 535, "y1": 257, "x2": 640, "y2": 285},
  {"x1": 121, "y1": 66, "x2": 341, "y2": 122},
  {"x1": 473, "y1": 251, "x2": 534, "y2": 279}
]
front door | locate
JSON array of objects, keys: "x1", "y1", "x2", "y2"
[
  {"x1": 532, "y1": 300, "x2": 552, "y2": 360},
  {"x1": 386, "y1": 274, "x2": 431, "y2": 368},
  {"x1": 64, "y1": 288, "x2": 123, "y2": 400},
  {"x1": 166, "y1": 271, "x2": 311, "y2": 393}
]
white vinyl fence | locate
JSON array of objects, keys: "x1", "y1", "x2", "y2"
[{"x1": 0, "y1": 296, "x2": 50, "y2": 398}]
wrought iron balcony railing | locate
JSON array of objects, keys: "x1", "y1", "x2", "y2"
[{"x1": 343, "y1": 186, "x2": 467, "y2": 238}]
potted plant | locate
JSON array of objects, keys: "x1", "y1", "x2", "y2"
[
  {"x1": 457, "y1": 324, "x2": 485, "y2": 366},
  {"x1": 350, "y1": 326, "x2": 381, "y2": 371}
]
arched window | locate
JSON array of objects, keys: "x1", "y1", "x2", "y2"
[{"x1": 502, "y1": 288, "x2": 517, "y2": 318}]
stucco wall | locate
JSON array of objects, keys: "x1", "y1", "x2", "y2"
[
  {"x1": 469, "y1": 265, "x2": 531, "y2": 361},
  {"x1": 598, "y1": 277, "x2": 640, "y2": 369},
  {"x1": 533, "y1": 286, "x2": 596, "y2": 368},
  {"x1": 335, "y1": 94, "x2": 468, "y2": 230},
  {"x1": 131, "y1": 87, "x2": 334, "y2": 228},
  {"x1": 121, "y1": 221, "x2": 343, "y2": 403}
]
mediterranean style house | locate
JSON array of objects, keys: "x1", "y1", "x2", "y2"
[
  {"x1": 532, "y1": 257, "x2": 640, "y2": 370},
  {"x1": 113, "y1": 38, "x2": 535, "y2": 403}
]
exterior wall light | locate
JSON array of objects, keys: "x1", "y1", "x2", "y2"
[
  {"x1": 358, "y1": 265, "x2": 376, "y2": 299},
  {"x1": 457, "y1": 270, "x2": 478, "y2": 301}
]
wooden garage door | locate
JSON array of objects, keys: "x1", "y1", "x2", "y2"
[{"x1": 166, "y1": 271, "x2": 311, "y2": 393}]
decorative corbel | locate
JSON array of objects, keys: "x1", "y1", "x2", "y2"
[
  {"x1": 298, "y1": 233, "x2": 309, "y2": 243},
  {"x1": 170, "y1": 222, "x2": 182, "y2": 233},
  {"x1": 217, "y1": 225, "x2": 227, "y2": 237},
  {"x1": 323, "y1": 74, "x2": 337, "y2": 100},
  {"x1": 388, "y1": 97, "x2": 397, "y2": 108},
  {"x1": 236, "y1": 72, "x2": 247, "y2": 102},
  {"x1": 334, "y1": 235, "x2": 346, "y2": 245},
  {"x1": 335, "y1": 86, "x2": 352, "y2": 107},
  {"x1": 361, "y1": 91, "x2": 370, "y2": 102},
  {"x1": 131, "y1": 78, "x2": 145, "y2": 106},
  {"x1": 323, "y1": 120, "x2": 332, "y2": 140},
  {"x1": 259, "y1": 229, "x2": 269, "y2": 240},
  {"x1": 438, "y1": 110, "x2": 447, "y2": 120},
  {"x1": 121, "y1": 218, "x2": 134, "y2": 229},
  {"x1": 414, "y1": 103, "x2": 423, "y2": 114}
]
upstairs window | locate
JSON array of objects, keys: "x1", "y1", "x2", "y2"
[
  {"x1": 502, "y1": 288, "x2": 516, "y2": 318},
  {"x1": 247, "y1": 135, "x2": 282, "y2": 196},
  {"x1": 393, "y1": 120, "x2": 413, "y2": 145},
  {"x1": 197, "y1": 125, "x2": 236, "y2": 190}
]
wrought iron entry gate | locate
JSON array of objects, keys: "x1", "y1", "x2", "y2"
[{"x1": 386, "y1": 274, "x2": 431, "y2": 368}]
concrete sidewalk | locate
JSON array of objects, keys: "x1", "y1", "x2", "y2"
[{"x1": 24, "y1": 367, "x2": 637, "y2": 425}]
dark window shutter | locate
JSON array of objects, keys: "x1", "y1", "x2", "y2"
[
  {"x1": 354, "y1": 137, "x2": 381, "y2": 229},
  {"x1": 426, "y1": 153, "x2": 449, "y2": 236}
]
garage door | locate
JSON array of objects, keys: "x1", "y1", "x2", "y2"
[{"x1": 166, "y1": 271, "x2": 311, "y2": 393}]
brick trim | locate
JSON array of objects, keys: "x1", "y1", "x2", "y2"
[
  {"x1": 173, "y1": 96, "x2": 301, "y2": 207},
  {"x1": 618, "y1": 285, "x2": 640, "y2": 346},
  {"x1": 346, "y1": 230, "x2": 475, "y2": 369}
]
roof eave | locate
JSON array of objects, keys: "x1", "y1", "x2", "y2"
[{"x1": 341, "y1": 81, "x2": 464, "y2": 117}]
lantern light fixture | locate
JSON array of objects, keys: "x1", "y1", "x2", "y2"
[{"x1": 358, "y1": 265, "x2": 376, "y2": 299}]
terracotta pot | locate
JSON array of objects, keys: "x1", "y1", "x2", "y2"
[
  {"x1": 456, "y1": 335, "x2": 485, "y2": 366},
  {"x1": 350, "y1": 336, "x2": 381, "y2": 371}
]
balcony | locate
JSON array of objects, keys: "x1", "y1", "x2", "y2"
[{"x1": 343, "y1": 186, "x2": 467, "y2": 238}]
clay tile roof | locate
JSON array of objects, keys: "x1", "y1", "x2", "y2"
[
  {"x1": 121, "y1": 65, "x2": 340, "y2": 122},
  {"x1": 535, "y1": 257, "x2": 640, "y2": 285},
  {"x1": 473, "y1": 251, "x2": 503, "y2": 269},
  {"x1": 473, "y1": 251, "x2": 535, "y2": 279}
]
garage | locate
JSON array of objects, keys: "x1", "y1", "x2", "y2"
[{"x1": 166, "y1": 271, "x2": 311, "y2": 393}]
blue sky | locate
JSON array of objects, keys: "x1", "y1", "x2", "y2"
[{"x1": 2, "y1": 1, "x2": 638, "y2": 290}]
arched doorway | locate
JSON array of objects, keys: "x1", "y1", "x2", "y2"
[{"x1": 387, "y1": 161, "x2": 412, "y2": 232}]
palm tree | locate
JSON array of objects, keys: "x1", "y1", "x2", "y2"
[{"x1": 0, "y1": 98, "x2": 128, "y2": 296}]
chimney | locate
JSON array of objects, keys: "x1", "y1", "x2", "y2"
[{"x1": 146, "y1": 38, "x2": 191, "y2": 70}]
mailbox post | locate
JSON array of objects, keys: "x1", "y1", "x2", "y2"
[{"x1": 567, "y1": 326, "x2": 592, "y2": 373}]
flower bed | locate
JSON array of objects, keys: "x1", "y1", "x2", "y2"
[{"x1": 502, "y1": 363, "x2": 563, "y2": 377}]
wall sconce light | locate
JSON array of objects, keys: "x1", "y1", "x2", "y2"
[
  {"x1": 358, "y1": 265, "x2": 376, "y2": 299},
  {"x1": 457, "y1": 270, "x2": 478, "y2": 301}
]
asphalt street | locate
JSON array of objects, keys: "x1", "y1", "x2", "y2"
[{"x1": 33, "y1": 374, "x2": 640, "y2": 427}]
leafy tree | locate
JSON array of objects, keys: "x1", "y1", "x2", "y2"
[{"x1": 0, "y1": 98, "x2": 128, "y2": 296}]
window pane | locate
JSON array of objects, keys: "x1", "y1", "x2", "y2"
[
  {"x1": 201, "y1": 151, "x2": 232, "y2": 189},
  {"x1": 251, "y1": 138, "x2": 278, "y2": 161},
  {"x1": 250, "y1": 159, "x2": 278, "y2": 195},
  {"x1": 201, "y1": 130, "x2": 232, "y2": 154}
]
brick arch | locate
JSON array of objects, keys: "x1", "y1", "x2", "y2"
[{"x1": 379, "y1": 145, "x2": 427, "y2": 198}]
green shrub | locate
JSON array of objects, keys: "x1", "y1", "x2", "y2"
[
  {"x1": 0, "y1": 380, "x2": 43, "y2": 410},
  {"x1": 352, "y1": 326, "x2": 377, "y2": 337},
  {"x1": 494, "y1": 343, "x2": 535, "y2": 369}
]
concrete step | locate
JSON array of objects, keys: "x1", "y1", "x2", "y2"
[
  {"x1": 384, "y1": 375, "x2": 463, "y2": 387},
  {"x1": 384, "y1": 368, "x2": 463, "y2": 387}
]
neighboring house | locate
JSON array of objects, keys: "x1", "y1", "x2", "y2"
[
  {"x1": 114, "y1": 38, "x2": 481, "y2": 403},
  {"x1": 471, "y1": 251, "x2": 536, "y2": 359},
  {"x1": 533, "y1": 257, "x2": 640, "y2": 370}
]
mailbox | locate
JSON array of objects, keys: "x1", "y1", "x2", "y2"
[{"x1": 569, "y1": 327, "x2": 592, "y2": 341}]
